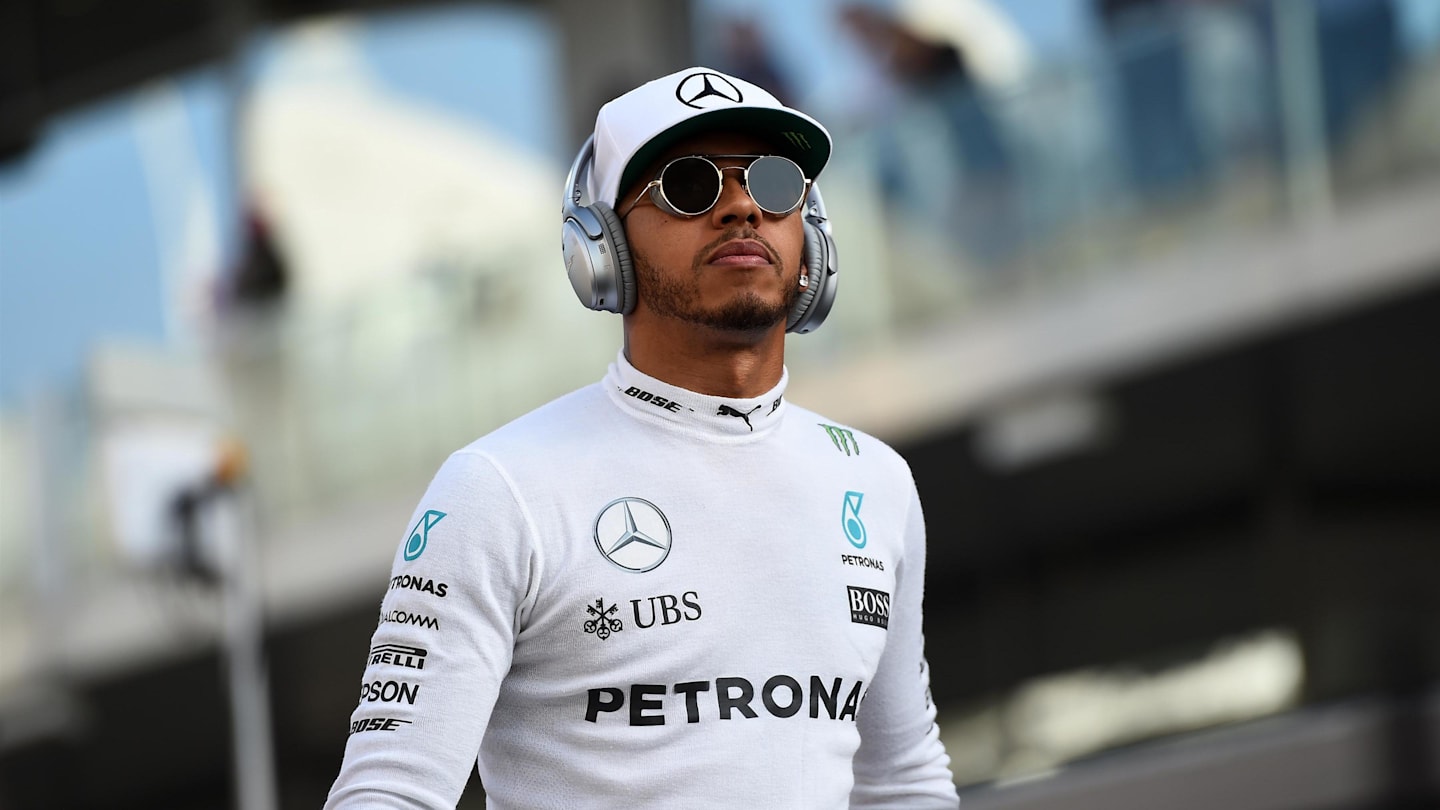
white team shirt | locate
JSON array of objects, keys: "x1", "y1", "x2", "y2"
[{"x1": 325, "y1": 351, "x2": 958, "y2": 809}]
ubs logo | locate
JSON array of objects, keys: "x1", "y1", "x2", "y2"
[
  {"x1": 594, "y1": 497, "x2": 673, "y2": 572},
  {"x1": 632, "y1": 591, "x2": 702, "y2": 628},
  {"x1": 586, "y1": 593, "x2": 703, "y2": 637},
  {"x1": 584, "y1": 598, "x2": 624, "y2": 641}
]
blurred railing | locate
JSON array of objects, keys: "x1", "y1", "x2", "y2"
[
  {"x1": 829, "y1": 0, "x2": 1440, "y2": 330},
  {"x1": 3, "y1": 0, "x2": 1439, "y2": 708}
]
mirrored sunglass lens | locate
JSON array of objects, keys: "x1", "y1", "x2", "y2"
[
  {"x1": 660, "y1": 157, "x2": 720, "y2": 214},
  {"x1": 747, "y1": 156, "x2": 807, "y2": 213}
]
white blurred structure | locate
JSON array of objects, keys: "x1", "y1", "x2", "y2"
[
  {"x1": 242, "y1": 21, "x2": 566, "y2": 322},
  {"x1": 897, "y1": 0, "x2": 1033, "y2": 88}
]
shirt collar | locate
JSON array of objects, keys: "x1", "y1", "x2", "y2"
[{"x1": 604, "y1": 350, "x2": 789, "y2": 438}]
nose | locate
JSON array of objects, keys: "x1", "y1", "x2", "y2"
[{"x1": 709, "y1": 167, "x2": 760, "y2": 227}]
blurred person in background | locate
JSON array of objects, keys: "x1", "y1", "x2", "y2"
[
  {"x1": 839, "y1": 2, "x2": 1018, "y2": 266},
  {"x1": 713, "y1": 16, "x2": 796, "y2": 107},
  {"x1": 1095, "y1": 0, "x2": 1223, "y2": 204},
  {"x1": 323, "y1": 66, "x2": 958, "y2": 808},
  {"x1": 229, "y1": 205, "x2": 289, "y2": 308}
]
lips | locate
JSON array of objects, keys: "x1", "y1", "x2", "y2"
[{"x1": 706, "y1": 239, "x2": 773, "y2": 266}]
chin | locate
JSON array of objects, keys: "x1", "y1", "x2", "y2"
[{"x1": 698, "y1": 292, "x2": 790, "y2": 333}]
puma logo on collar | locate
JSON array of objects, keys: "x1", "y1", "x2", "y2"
[{"x1": 717, "y1": 404, "x2": 762, "y2": 431}]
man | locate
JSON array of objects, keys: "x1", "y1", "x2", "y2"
[{"x1": 325, "y1": 66, "x2": 958, "y2": 808}]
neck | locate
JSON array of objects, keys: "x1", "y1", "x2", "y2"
[{"x1": 624, "y1": 321, "x2": 786, "y2": 399}]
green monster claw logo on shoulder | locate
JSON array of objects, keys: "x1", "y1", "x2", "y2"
[
  {"x1": 819, "y1": 424, "x2": 860, "y2": 456},
  {"x1": 404, "y1": 510, "x2": 447, "y2": 561}
]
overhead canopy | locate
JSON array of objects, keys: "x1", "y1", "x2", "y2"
[{"x1": 0, "y1": 0, "x2": 445, "y2": 163}]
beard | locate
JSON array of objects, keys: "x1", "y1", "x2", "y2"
[{"x1": 632, "y1": 239, "x2": 802, "y2": 333}]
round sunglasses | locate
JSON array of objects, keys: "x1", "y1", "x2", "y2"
[{"x1": 623, "y1": 154, "x2": 811, "y2": 218}]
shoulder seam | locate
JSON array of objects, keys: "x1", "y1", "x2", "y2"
[{"x1": 452, "y1": 448, "x2": 545, "y2": 618}]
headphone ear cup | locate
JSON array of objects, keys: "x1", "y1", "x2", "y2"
[
  {"x1": 592, "y1": 202, "x2": 636, "y2": 315},
  {"x1": 787, "y1": 220, "x2": 827, "y2": 333}
]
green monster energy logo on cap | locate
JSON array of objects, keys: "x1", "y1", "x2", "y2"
[
  {"x1": 782, "y1": 131, "x2": 812, "y2": 150},
  {"x1": 820, "y1": 424, "x2": 859, "y2": 456}
]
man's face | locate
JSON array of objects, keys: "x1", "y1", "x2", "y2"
[{"x1": 619, "y1": 132, "x2": 807, "y2": 334}]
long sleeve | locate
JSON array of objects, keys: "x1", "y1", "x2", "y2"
[
  {"x1": 325, "y1": 450, "x2": 539, "y2": 809},
  {"x1": 850, "y1": 482, "x2": 959, "y2": 807}
]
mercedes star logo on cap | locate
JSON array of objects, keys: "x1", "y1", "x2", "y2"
[
  {"x1": 676, "y1": 72, "x2": 744, "y2": 109},
  {"x1": 593, "y1": 497, "x2": 673, "y2": 572}
]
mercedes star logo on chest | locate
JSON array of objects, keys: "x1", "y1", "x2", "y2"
[{"x1": 594, "y1": 497, "x2": 673, "y2": 572}]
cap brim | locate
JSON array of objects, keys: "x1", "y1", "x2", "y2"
[{"x1": 617, "y1": 108, "x2": 831, "y2": 204}]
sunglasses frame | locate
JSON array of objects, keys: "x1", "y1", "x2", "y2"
[{"x1": 622, "y1": 154, "x2": 812, "y2": 218}]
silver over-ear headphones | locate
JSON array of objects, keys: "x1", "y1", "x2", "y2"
[{"x1": 560, "y1": 135, "x2": 839, "y2": 334}]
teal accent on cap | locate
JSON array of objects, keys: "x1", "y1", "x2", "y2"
[{"x1": 615, "y1": 108, "x2": 832, "y2": 206}]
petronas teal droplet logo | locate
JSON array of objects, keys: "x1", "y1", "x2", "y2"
[
  {"x1": 405, "y1": 510, "x2": 447, "y2": 561},
  {"x1": 842, "y1": 491, "x2": 866, "y2": 549}
]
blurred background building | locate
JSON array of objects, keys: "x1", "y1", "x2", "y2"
[{"x1": 2, "y1": 0, "x2": 1438, "y2": 807}]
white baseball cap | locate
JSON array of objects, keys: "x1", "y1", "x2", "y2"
[{"x1": 589, "y1": 66, "x2": 832, "y2": 208}]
